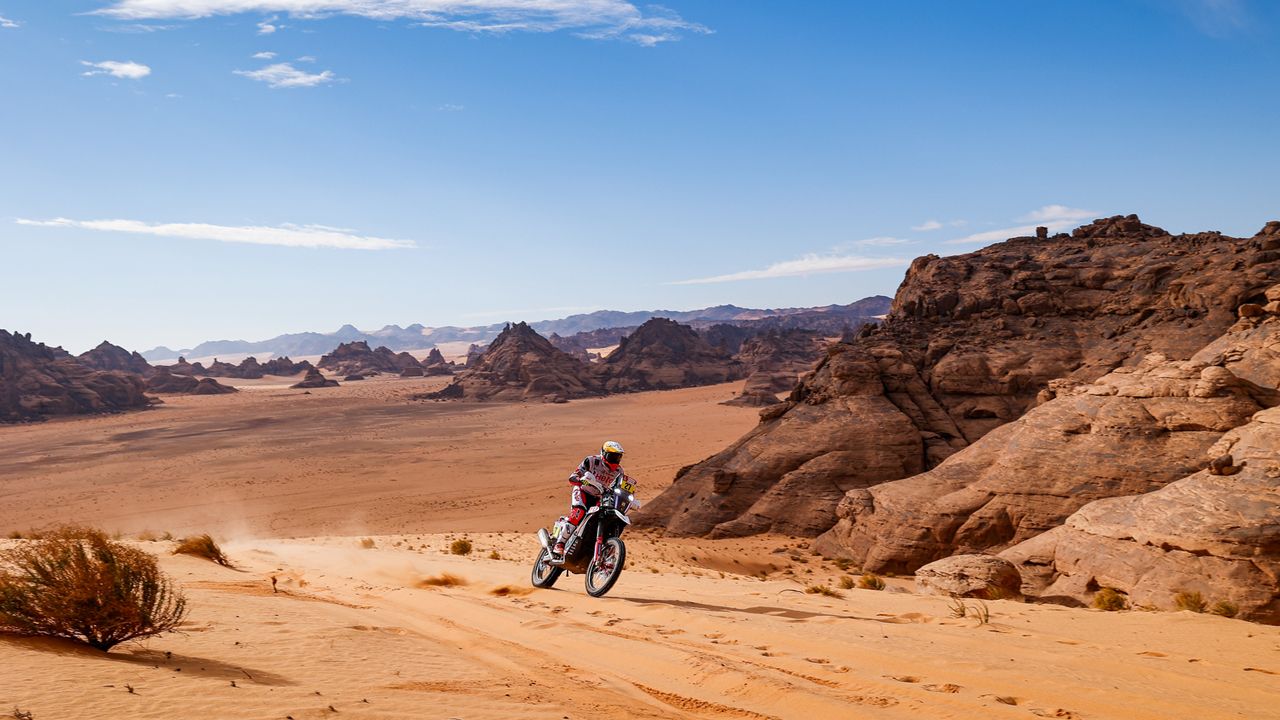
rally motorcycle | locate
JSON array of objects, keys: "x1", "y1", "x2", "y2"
[{"x1": 531, "y1": 474, "x2": 637, "y2": 597}]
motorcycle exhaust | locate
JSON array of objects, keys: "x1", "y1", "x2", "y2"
[{"x1": 537, "y1": 528, "x2": 551, "y2": 551}]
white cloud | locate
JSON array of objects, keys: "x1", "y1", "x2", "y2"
[
  {"x1": 670, "y1": 253, "x2": 907, "y2": 285},
  {"x1": 438, "y1": 103, "x2": 464, "y2": 112},
  {"x1": 81, "y1": 60, "x2": 152, "y2": 79},
  {"x1": 252, "y1": 50, "x2": 276, "y2": 59},
  {"x1": 1, "y1": 15, "x2": 20, "y2": 28},
  {"x1": 296, "y1": 54, "x2": 316, "y2": 62},
  {"x1": 912, "y1": 220, "x2": 943, "y2": 231},
  {"x1": 16, "y1": 217, "x2": 414, "y2": 250},
  {"x1": 234, "y1": 62, "x2": 336, "y2": 88},
  {"x1": 946, "y1": 205, "x2": 1097, "y2": 245},
  {"x1": 96, "y1": 1, "x2": 710, "y2": 45},
  {"x1": 849, "y1": 236, "x2": 914, "y2": 247}
]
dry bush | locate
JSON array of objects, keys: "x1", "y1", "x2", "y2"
[
  {"x1": 136, "y1": 530, "x2": 159, "y2": 542},
  {"x1": 0, "y1": 527, "x2": 188, "y2": 651},
  {"x1": 359, "y1": 538, "x2": 376, "y2": 549},
  {"x1": 837, "y1": 575, "x2": 855, "y2": 590},
  {"x1": 173, "y1": 534, "x2": 232, "y2": 568},
  {"x1": 417, "y1": 573, "x2": 467, "y2": 588},
  {"x1": 449, "y1": 539, "x2": 473, "y2": 556},
  {"x1": 832, "y1": 557, "x2": 853, "y2": 571},
  {"x1": 1092, "y1": 587, "x2": 1128, "y2": 611},
  {"x1": 488, "y1": 550, "x2": 501, "y2": 560},
  {"x1": 858, "y1": 572, "x2": 886, "y2": 591},
  {"x1": 1174, "y1": 590, "x2": 1207, "y2": 613},
  {"x1": 805, "y1": 584, "x2": 844, "y2": 598},
  {"x1": 1210, "y1": 600, "x2": 1239, "y2": 618},
  {"x1": 948, "y1": 597, "x2": 968, "y2": 619}
]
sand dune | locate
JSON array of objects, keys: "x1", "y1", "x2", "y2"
[{"x1": 3, "y1": 378, "x2": 1279, "y2": 718}]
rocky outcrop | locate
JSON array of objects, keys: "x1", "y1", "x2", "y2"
[
  {"x1": 813, "y1": 352, "x2": 1272, "y2": 571},
  {"x1": 146, "y1": 368, "x2": 237, "y2": 394},
  {"x1": 999, "y1": 291, "x2": 1280, "y2": 623},
  {"x1": 594, "y1": 318, "x2": 744, "y2": 393},
  {"x1": 291, "y1": 368, "x2": 339, "y2": 389},
  {"x1": 421, "y1": 348, "x2": 454, "y2": 376},
  {"x1": 77, "y1": 341, "x2": 153, "y2": 375},
  {"x1": 318, "y1": 341, "x2": 421, "y2": 377},
  {"x1": 422, "y1": 322, "x2": 599, "y2": 402},
  {"x1": 260, "y1": 356, "x2": 314, "y2": 376},
  {"x1": 164, "y1": 357, "x2": 207, "y2": 375},
  {"x1": 1, "y1": 330, "x2": 152, "y2": 421},
  {"x1": 915, "y1": 554, "x2": 1023, "y2": 599},
  {"x1": 639, "y1": 216, "x2": 1280, "y2": 541},
  {"x1": 724, "y1": 330, "x2": 824, "y2": 407},
  {"x1": 191, "y1": 377, "x2": 237, "y2": 395},
  {"x1": 465, "y1": 343, "x2": 486, "y2": 368}
]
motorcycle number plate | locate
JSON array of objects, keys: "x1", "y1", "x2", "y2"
[{"x1": 618, "y1": 477, "x2": 636, "y2": 493}]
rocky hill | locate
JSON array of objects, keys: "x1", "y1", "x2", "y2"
[
  {"x1": 423, "y1": 322, "x2": 599, "y2": 402},
  {"x1": 594, "y1": 318, "x2": 744, "y2": 393},
  {"x1": 639, "y1": 216, "x2": 1280, "y2": 550},
  {"x1": 77, "y1": 341, "x2": 153, "y2": 375},
  {"x1": 421, "y1": 347, "x2": 455, "y2": 376},
  {"x1": 317, "y1": 341, "x2": 422, "y2": 377},
  {"x1": 1, "y1": 330, "x2": 152, "y2": 421},
  {"x1": 725, "y1": 329, "x2": 826, "y2": 407}
]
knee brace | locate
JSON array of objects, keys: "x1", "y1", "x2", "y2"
[{"x1": 567, "y1": 506, "x2": 586, "y2": 525}]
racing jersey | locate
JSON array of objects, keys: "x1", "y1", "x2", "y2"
[{"x1": 569, "y1": 454, "x2": 627, "y2": 496}]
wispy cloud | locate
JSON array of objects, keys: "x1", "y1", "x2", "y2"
[
  {"x1": 296, "y1": 54, "x2": 316, "y2": 62},
  {"x1": 234, "y1": 62, "x2": 337, "y2": 88},
  {"x1": 0, "y1": 14, "x2": 20, "y2": 29},
  {"x1": 849, "y1": 236, "x2": 914, "y2": 247},
  {"x1": 912, "y1": 220, "x2": 943, "y2": 231},
  {"x1": 81, "y1": 60, "x2": 152, "y2": 79},
  {"x1": 96, "y1": 0, "x2": 711, "y2": 45},
  {"x1": 252, "y1": 50, "x2": 276, "y2": 59},
  {"x1": 17, "y1": 218, "x2": 414, "y2": 250},
  {"x1": 670, "y1": 253, "x2": 907, "y2": 285},
  {"x1": 438, "y1": 103, "x2": 465, "y2": 112},
  {"x1": 1171, "y1": 0, "x2": 1252, "y2": 38},
  {"x1": 945, "y1": 205, "x2": 1097, "y2": 245}
]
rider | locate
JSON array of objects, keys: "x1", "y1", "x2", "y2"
[{"x1": 553, "y1": 440, "x2": 628, "y2": 557}]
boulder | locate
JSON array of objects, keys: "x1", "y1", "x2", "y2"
[
  {"x1": 291, "y1": 368, "x2": 339, "y2": 389},
  {"x1": 915, "y1": 554, "x2": 1023, "y2": 599}
]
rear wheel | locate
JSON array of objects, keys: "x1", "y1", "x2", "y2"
[
  {"x1": 531, "y1": 547, "x2": 562, "y2": 589},
  {"x1": 585, "y1": 538, "x2": 626, "y2": 597}
]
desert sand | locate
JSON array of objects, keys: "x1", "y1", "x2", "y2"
[{"x1": 2, "y1": 378, "x2": 1279, "y2": 719}]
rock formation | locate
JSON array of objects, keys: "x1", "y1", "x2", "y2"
[
  {"x1": 639, "y1": 216, "x2": 1280, "y2": 545},
  {"x1": 724, "y1": 330, "x2": 825, "y2": 407},
  {"x1": 291, "y1": 367, "x2": 340, "y2": 389},
  {"x1": 260, "y1": 356, "x2": 314, "y2": 376},
  {"x1": 191, "y1": 377, "x2": 238, "y2": 395},
  {"x1": 422, "y1": 322, "x2": 599, "y2": 402},
  {"x1": 146, "y1": 367, "x2": 237, "y2": 394},
  {"x1": 914, "y1": 554, "x2": 1023, "y2": 600},
  {"x1": 1, "y1": 330, "x2": 152, "y2": 421},
  {"x1": 318, "y1": 341, "x2": 421, "y2": 377},
  {"x1": 421, "y1": 347, "x2": 454, "y2": 376},
  {"x1": 77, "y1": 341, "x2": 153, "y2": 375},
  {"x1": 594, "y1": 318, "x2": 744, "y2": 393},
  {"x1": 164, "y1": 357, "x2": 207, "y2": 375}
]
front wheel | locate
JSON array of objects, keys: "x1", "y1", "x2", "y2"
[
  {"x1": 585, "y1": 538, "x2": 626, "y2": 597},
  {"x1": 531, "y1": 547, "x2": 562, "y2": 589}
]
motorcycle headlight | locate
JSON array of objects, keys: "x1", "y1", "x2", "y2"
[
  {"x1": 628, "y1": 494, "x2": 635, "y2": 502},
  {"x1": 614, "y1": 487, "x2": 622, "y2": 495}
]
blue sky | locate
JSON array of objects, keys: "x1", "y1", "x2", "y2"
[{"x1": 2, "y1": 0, "x2": 1278, "y2": 353}]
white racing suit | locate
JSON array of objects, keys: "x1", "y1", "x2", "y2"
[{"x1": 553, "y1": 454, "x2": 628, "y2": 551}]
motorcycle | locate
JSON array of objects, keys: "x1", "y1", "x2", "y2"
[{"x1": 531, "y1": 473, "x2": 638, "y2": 597}]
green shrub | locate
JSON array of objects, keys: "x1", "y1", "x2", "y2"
[
  {"x1": 174, "y1": 534, "x2": 232, "y2": 567},
  {"x1": 0, "y1": 527, "x2": 188, "y2": 651},
  {"x1": 1210, "y1": 600, "x2": 1238, "y2": 618},
  {"x1": 1174, "y1": 590, "x2": 1207, "y2": 613},
  {"x1": 858, "y1": 572, "x2": 886, "y2": 591},
  {"x1": 1092, "y1": 587, "x2": 1128, "y2": 611}
]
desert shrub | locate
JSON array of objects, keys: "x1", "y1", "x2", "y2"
[
  {"x1": 173, "y1": 534, "x2": 232, "y2": 568},
  {"x1": 1210, "y1": 600, "x2": 1239, "y2": 618},
  {"x1": 832, "y1": 557, "x2": 853, "y2": 571},
  {"x1": 837, "y1": 575, "x2": 855, "y2": 590},
  {"x1": 948, "y1": 597, "x2": 968, "y2": 619},
  {"x1": 136, "y1": 530, "x2": 158, "y2": 542},
  {"x1": 858, "y1": 572, "x2": 886, "y2": 591},
  {"x1": 971, "y1": 600, "x2": 991, "y2": 625},
  {"x1": 488, "y1": 550, "x2": 501, "y2": 560},
  {"x1": 449, "y1": 539, "x2": 473, "y2": 556},
  {"x1": 805, "y1": 584, "x2": 844, "y2": 598},
  {"x1": 1174, "y1": 590, "x2": 1207, "y2": 613},
  {"x1": 0, "y1": 527, "x2": 188, "y2": 651},
  {"x1": 359, "y1": 537, "x2": 376, "y2": 549},
  {"x1": 1092, "y1": 587, "x2": 1128, "y2": 611}
]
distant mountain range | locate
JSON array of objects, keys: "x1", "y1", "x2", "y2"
[{"x1": 141, "y1": 296, "x2": 891, "y2": 362}]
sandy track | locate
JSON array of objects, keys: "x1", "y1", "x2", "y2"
[{"x1": 3, "y1": 535, "x2": 1278, "y2": 719}]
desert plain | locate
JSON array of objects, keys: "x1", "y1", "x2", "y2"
[{"x1": 2, "y1": 375, "x2": 1279, "y2": 719}]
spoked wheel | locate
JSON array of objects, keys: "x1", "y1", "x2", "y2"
[
  {"x1": 531, "y1": 547, "x2": 563, "y2": 589},
  {"x1": 584, "y1": 538, "x2": 626, "y2": 597}
]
